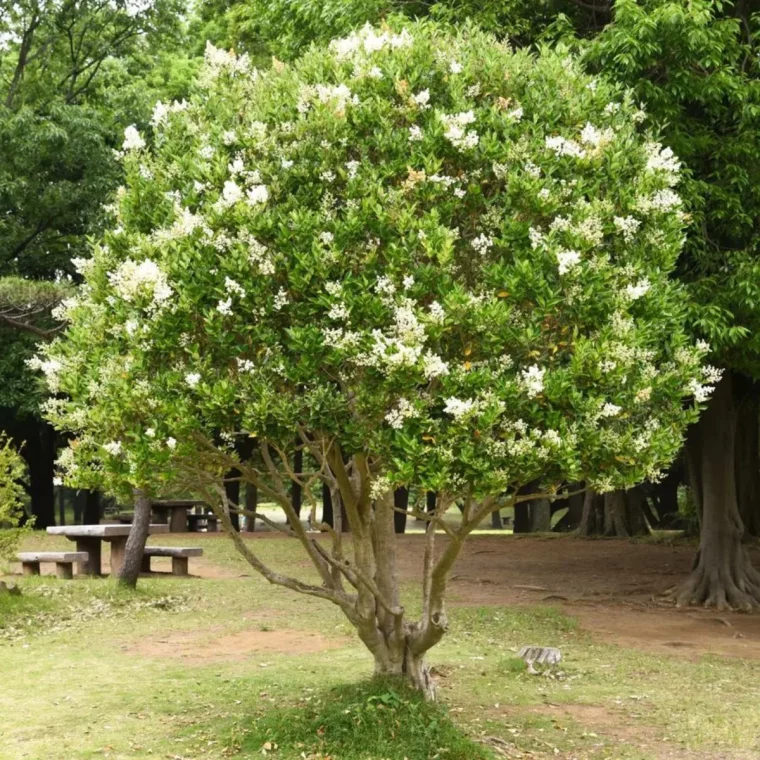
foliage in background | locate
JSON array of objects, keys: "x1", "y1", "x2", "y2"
[{"x1": 0, "y1": 433, "x2": 29, "y2": 559}]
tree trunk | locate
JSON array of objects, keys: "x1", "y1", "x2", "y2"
[
  {"x1": 373, "y1": 645, "x2": 436, "y2": 700},
  {"x1": 513, "y1": 503, "x2": 530, "y2": 533},
  {"x1": 552, "y1": 488, "x2": 584, "y2": 532},
  {"x1": 650, "y1": 461, "x2": 683, "y2": 527},
  {"x1": 83, "y1": 490, "x2": 101, "y2": 524},
  {"x1": 25, "y1": 422, "x2": 56, "y2": 529},
  {"x1": 529, "y1": 498, "x2": 551, "y2": 532},
  {"x1": 393, "y1": 487, "x2": 408, "y2": 534},
  {"x1": 116, "y1": 491, "x2": 151, "y2": 588},
  {"x1": 245, "y1": 480, "x2": 257, "y2": 532},
  {"x1": 322, "y1": 482, "x2": 348, "y2": 531},
  {"x1": 675, "y1": 371, "x2": 760, "y2": 610},
  {"x1": 578, "y1": 486, "x2": 650, "y2": 537},
  {"x1": 291, "y1": 448, "x2": 303, "y2": 517},
  {"x1": 224, "y1": 471, "x2": 240, "y2": 531},
  {"x1": 734, "y1": 374, "x2": 760, "y2": 538}
]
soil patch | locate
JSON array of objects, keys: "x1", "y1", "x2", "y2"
[{"x1": 132, "y1": 625, "x2": 352, "y2": 663}]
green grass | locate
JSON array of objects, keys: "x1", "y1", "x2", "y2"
[
  {"x1": 240, "y1": 678, "x2": 492, "y2": 760},
  {"x1": 1, "y1": 532, "x2": 759, "y2": 759}
]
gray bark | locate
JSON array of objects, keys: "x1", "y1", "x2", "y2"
[{"x1": 116, "y1": 491, "x2": 151, "y2": 588}]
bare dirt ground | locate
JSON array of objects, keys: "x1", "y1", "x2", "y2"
[
  {"x1": 183, "y1": 532, "x2": 760, "y2": 660},
  {"x1": 397, "y1": 535, "x2": 760, "y2": 660}
]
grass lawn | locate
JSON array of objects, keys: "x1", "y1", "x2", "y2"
[{"x1": 1, "y1": 532, "x2": 759, "y2": 759}]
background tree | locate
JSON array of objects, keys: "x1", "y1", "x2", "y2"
[
  {"x1": 40, "y1": 21, "x2": 712, "y2": 693},
  {"x1": 0, "y1": 433, "x2": 29, "y2": 560},
  {"x1": 0, "y1": 0, "x2": 197, "y2": 526}
]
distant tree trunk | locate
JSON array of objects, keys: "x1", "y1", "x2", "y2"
[
  {"x1": 529, "y1": 498, "x2": 551, "y2": 532},
  {"x1": 578, "y1": 486, "x2": 650, "y2": 537},
  {"x1": 245, "y1": 480, "x2": 257, "y2": 532},
  {"x1": 491, "y1": 508, "x2": 504, "y2": 529},
  {"x1": 83, "y1": 490, "x2": 101, "y2": 524},
  {"x1": 117, "y1": 491, "x2": 151, "y2": 588},
  {"x1": 224, "y1": 470, "x2": 240, "y2": 531},
  {"x1": 394, "y1": 487, "x2": 408, "y2": 534},
  {"x1": 675, "y1": 371, "x2": 760, "y2": 610},
  {"x1": 734, "y1": 375, "x2": 760, "y2": 538},
  {"x1": 57, "y1": 486, "x2": 66, "y2": 526},
  {"x1": 291, "y1": 448, "x2": 303, "y2": 517},
  {"x1": 650, "y1": 461, "x2": 683, "y2": 527},
  {"x1": 552, "y1": 489, "x2": 584, "y2": 532},
  {"x1": 322, "y1": 482, "x2": 349, "y2": 532},
  {"x1": 25, "y1": 422, "x2": 56, "y2": 528}
]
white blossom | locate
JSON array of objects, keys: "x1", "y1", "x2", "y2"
[
  {"x1": 443, "y1": 397, "x2": 477, "y2": 419},
  {"x1": 545, "y1": 135, "x2": 585, "y2": 159},
  {"x1": 185, "y1": 372, "x2": 201, "y2": 388},
  {"x1": 625, "y1": 278, "x2": 651, "y2": 301},
  {"x1": 217, "y1": 297, "x2": 233, "y2": 316},
  {"x1": 246, "y1": 184, "x2": 270, "y2": 206},
  {"x1": 409, "y1": 125, "x2": 424, "y2": 142},
  {"x1": 103, "y1": 440, "x2": 123, "y2": 456},
  {"x1": 519, "y1": 365, "x2": 545, "y2": 398},
  {"x1": 122, "y1": 125, "x2": 145, "y2": 151},
  {"x1": 422, "y1": 351, "x2": 449, "y2": 379},
  {"x1": 166, "y1": 437, "x2": 177, "y2": 449},
  {"x1": 556, "y1": 249, "x2": 582, "y2": 275}
]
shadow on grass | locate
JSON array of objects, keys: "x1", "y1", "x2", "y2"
[{"x1": 242, "y1": 676, "x2": 494, "y2": 760}]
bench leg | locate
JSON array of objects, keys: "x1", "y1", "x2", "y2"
[
  {"x1": 22, "y1": 561, "x2": 40, "y2": 576},
  {"x1": 75, "y1": 537, "x2": 101, "y2": 576},
  {"x1": 141, "y1": 554, "x2": 151, "y2": 573},
  {"x1": 171, "y1": 557, "x2": 189, "y2": 576},
  {"x1": 55, "y1": 562, "x2": 73, "y2": 580},
  {"x1": 207, "y1": 519, "x2": 218, "y2": 533}
]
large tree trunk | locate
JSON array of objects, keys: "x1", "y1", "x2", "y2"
[
  {"x1": 734, "y1": 374, "x2": 760, "y2": 538},
  {"x1": 116, "y1": 491, "x2": 151, "y2": 588},
  {"x1": 25, "y1": 422, "x2": 56, "y2": 529},
  {"x1": 372, "y1": 642, "x2": 436, "y2": 700},
  {"x1": 291, "y1": 448, "x2": 303, "y2": 517},
  {"x1": 529, "y1": 498, "x2": 551, "y2": 532},
  {"x1": 675, "y1": 371, "x2": 760, "y2": 610},
  {"x1": 578, "y1": 486, "x2": 650, "y2": 537}
]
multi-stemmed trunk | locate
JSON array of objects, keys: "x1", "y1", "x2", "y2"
[
  {"x1": 577, "y1": 486, "x2": 650, "y2": 537},
  {"x1": 675, "y1": 371, "x2": 760, "y2": 610},
  {"x1": 116, "y1": 490, "x2": 151, "y2": 588}
]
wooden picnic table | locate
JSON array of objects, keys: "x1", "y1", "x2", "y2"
[
  {"x1": 150, "y1": 500, "x2": 207, "y2": 533},
  {"x1": 46, "y1": 524, "x2": 169, "y2": 576}
]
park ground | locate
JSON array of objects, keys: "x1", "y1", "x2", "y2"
[{"x1": 2, "y1": 532, "x2": 760, "y2": 760}]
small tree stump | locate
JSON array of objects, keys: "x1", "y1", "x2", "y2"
[{"x1": 518, "y1": 646, "x2": 562, "y2": 667}]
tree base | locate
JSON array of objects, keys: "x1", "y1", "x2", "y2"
[
  {"x1": 375, "y1": 650, "x2": 436, "y2": 701},
  {"x1": 674, "y1": 548, "x2": 760, "y2": 611}
]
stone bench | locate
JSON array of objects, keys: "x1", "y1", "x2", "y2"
[
  {"x1": 18, "y1": 552, "x2": 89, "y2": 579},
  {"x1": 141, "y1": 547, "x2": 202, "y2": 576},
  {"x1": 187, "y1": 513, "x2": 218, "y2": 532}
]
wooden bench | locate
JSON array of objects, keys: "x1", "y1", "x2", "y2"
[
  {"x1": 187, "y1": 513, "x2": 218, "y2": 532},
  {"x1": 18, "y1": 552, "x2": 89, "y2": 579},
  {"x1": 141, "y1": 547, "x2": 202, "y2": 576}
]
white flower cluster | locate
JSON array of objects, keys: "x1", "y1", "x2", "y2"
[
  {"x1": 203, "y1": 41, "x2": 253, "y2": 79},
  {"x1": 108, "y1": 259, "x2": 172, "y2": 309},
  {"x1": 443, "y1": 397, "x2": 478, "y2": 420},
  {"x1": 330, "y1": 23, "x2": 412, "y2": 60},
  {"x1": 385, "y1": 398, "x2": 418, "y2": 429},
  {"x1": 471, "y1": 234, "x2": 493, "y2": 255},
  {"x1": 441, "y1": 111, "x2": 478, "y2": 151},
  {"x1": 556, "y1": 249, "x2": 582, "y2": 275},
  {"x1": 645, "y1": 142, "x2": 681, "y2": 180},
  {"x1": 150, "y1": 99, "x2": 188, "y2": 129},
  {"x1": 422, "y1": 351, "x2": 449, "y2": 379},
  {"x1": 518, "y1": 365, "x2": 545, "y2": 398},
  {"x1": 122, "y1": 125, "x2": 145, "y2": 152},
  {"x1": 298, "y1": 83, "x2": 357, "y2": 114},
  {"x1": 613, "y1": 215, "x2": 641, "y2": 242},
  {"x1": 624, "y1": 278, "x2": 651, "y2": 301},
  {"x1": 545, "y1": 135, "x2": 585, "y2": 159}
]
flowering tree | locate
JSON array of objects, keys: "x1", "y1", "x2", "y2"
[
  {"x1": 0, "y1": 434, "x2": 28, "y2": 561},
  {"x1": 38, "y1": 20, "x2": 714, "y2": 695}
]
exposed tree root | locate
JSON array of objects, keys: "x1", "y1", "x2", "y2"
[{"x1": 674, "y1": 549, "x2": 760, "y2": 612}]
